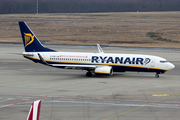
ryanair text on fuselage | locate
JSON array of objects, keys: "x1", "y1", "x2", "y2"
[{"x1": 92, "y1": 56, "x2": 151, "y2": 65}]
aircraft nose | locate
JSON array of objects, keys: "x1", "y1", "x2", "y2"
[{"x1": 167, "y1": 63, "x2": 175, "y2": 70}]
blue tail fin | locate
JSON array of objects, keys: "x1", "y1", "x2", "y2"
[{"x1": 19, "y1": 21, "x2": 56, "y2": 52}]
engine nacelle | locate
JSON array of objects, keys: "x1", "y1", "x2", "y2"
[{"x1": 95, "y1": 66, "x2": 113, "y2": 75}]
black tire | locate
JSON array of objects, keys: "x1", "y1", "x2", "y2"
[
  {"x1": 155, "y1": 74, "x2": 159, "y2": 78},
  {"x1": 86, "y1": 71, "x2": 92, "y2": 77}
]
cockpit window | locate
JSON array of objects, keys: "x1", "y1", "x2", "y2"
[{"x1": 160, "y1": 61, "x2": 168, "y2": 63}]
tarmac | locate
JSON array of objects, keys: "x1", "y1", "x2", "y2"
[{"x1": 0, "y1": 44, "x2": 180, "y2": 120}]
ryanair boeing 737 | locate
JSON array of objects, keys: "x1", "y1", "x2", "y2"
[{"x1": 19, "y1": 21, "x2": 175, "y2": 78}]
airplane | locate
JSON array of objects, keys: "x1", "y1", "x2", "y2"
[
  {"x1": 19, "y1": 21, "x2": 175, "y2": 78},
  {"x1": 27, "y1": 100, "x2": 41, "y2": 120}
]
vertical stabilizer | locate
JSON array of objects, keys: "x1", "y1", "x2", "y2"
[
  {"x1": 27, "y1": 100, "x2": 41, "y2": 120},
  {"x1": 19, "y1": 21, "x2": 56, "y2": 52}
]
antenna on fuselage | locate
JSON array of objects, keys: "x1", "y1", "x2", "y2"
[{"x1": 97, "y1": 44, "x2": 104, "y2": 53}]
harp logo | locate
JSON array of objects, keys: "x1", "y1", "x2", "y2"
[
  {"x1": 24, "y1": 33, "x2": 34, "y2": 47},
  {"x1": 144, "y1": 58, "x2": 151, "y2": 65}
]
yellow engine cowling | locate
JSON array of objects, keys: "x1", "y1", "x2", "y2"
[{"x1": 95, "y1": 66, "x2": 113, "y2": 75}]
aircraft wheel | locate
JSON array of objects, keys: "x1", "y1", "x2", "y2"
[
  {"x1": 86, "y1": 71, "x2": 92, "y2": 77},
  {"x1": 155, "y1": 74, "x2": 159, "y2": 78}
]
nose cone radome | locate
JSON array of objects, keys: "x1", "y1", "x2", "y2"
[{"x1": 167, "y1": 63, "x2": 175, "y2": 70}]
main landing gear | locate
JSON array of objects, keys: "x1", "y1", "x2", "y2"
[
  {"x1": 86, "y1": 71, "x2": 92, "y2": 77},
  {"x1": 155, "y1": 73, "x2": 159, "y2": 78}
]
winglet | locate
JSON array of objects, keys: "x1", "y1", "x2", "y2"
[
  {"x1": 97, "y1": 44, "x2": 104, "y2": 53},
  {"x1": 27, "y1": 100, "x2": 41, "y2": 120},
  {"x1": 38, "y1": 53, "x2": 51, "y2": 66}
]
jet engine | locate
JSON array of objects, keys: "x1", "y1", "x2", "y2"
[{"x1": 94, "y1": 66, "x2": 113, "y2": 75}]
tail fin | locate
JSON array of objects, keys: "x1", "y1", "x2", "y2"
[
  {"x1": 19, "y1": 21, "x2": 56, "y2": 52},
  {"x1": 27, "y1": 100, "x2": 41, "y2": 120}
]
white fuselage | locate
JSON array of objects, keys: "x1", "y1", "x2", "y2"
[{"x1": 23, "y1": 51, "x2": 175, "y2": 73}]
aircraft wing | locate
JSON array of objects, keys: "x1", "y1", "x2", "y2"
[
  {"x1": 97, "y1": 44, "x2": 104, "y2": 53},
  {"x1": 51, "y1": 64, "x2": 96, "y2": 69}
]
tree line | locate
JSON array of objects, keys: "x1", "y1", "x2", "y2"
[{"x1": 0, "y1": 0, "x2": 180, "y2": 14}]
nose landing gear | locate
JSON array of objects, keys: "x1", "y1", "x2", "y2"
[{"x1": 155, "y1": 73, "x2": 159, "y2": 78}]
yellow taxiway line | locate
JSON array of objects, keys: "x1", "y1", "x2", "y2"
[{"x1": 103, "y1": 93, "x2": 180, "y2": 120}]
